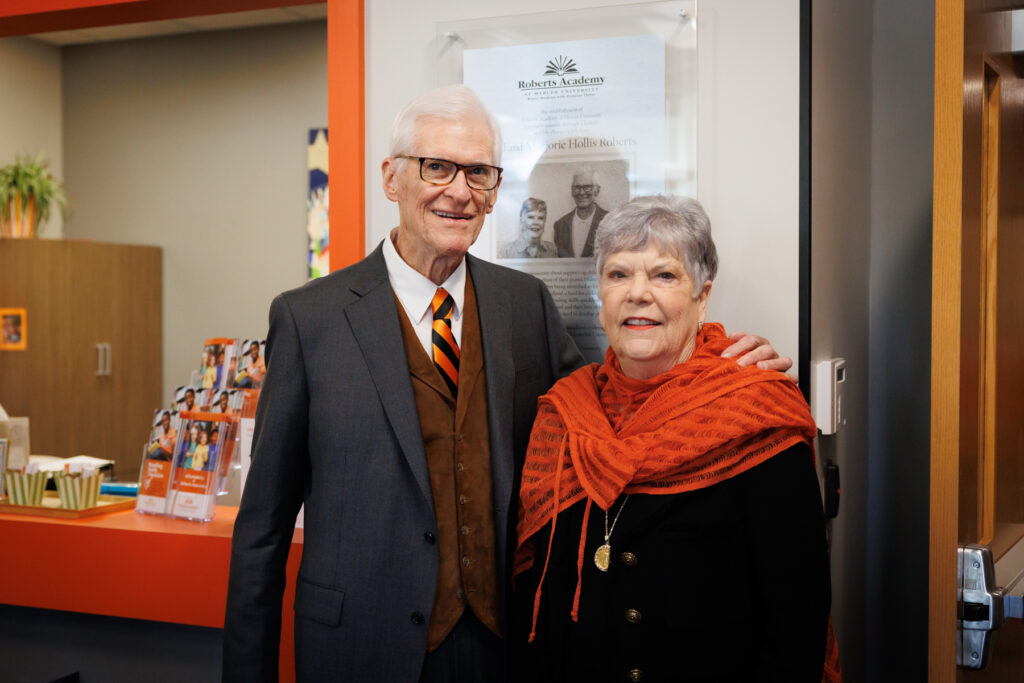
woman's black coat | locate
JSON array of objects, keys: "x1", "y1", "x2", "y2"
[{"x1": 511, "y1": 442, "x2": 830, "y2": 683}]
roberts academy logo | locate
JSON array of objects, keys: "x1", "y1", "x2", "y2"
[
  {"x1": 543, "y1": 55, "x2": 578, "y2": 76},
  {"x1": 518, "y1": 54, "x2": 605, "y2": 95}
]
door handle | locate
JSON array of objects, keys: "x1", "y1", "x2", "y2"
[
  {"x1": 958, "y1": 544, "x2": 1024, "y2": 669},
  {"x1": 94, "y1": 342, "x2": 112, "y2": 377}
]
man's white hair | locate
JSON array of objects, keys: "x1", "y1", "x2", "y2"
[{"x1": 389, "y1": 85, "x2": 502, "y2": 165}]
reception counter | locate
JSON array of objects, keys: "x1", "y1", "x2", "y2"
[{"x1": 0, "y1": 505, "x2": 303, "y2": 681}]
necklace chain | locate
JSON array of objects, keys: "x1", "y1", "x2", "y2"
[
  {"x1": 604, "y1": 495, "x2": 630, "y2": 543},
  {"x1": 595, "y1": 495, "x2": 630, "y2": 572}
]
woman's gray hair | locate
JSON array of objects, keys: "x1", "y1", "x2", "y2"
[
  {"x1": 389, "y1": 85, "x2": 503, "y2": 165},
  {"x1": 594, "y1": 195, "x2": 718, "y2": 297}
]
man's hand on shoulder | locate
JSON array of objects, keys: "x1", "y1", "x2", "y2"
[{"x1": 721, "y1": 331, "x2": 796, "y2": 382}]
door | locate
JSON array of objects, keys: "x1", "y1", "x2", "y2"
[
  {"x1": 931, "y1": 1, "x2": 1024, "y2": 680},
  {"x1": 0, "y1": 240, "x2": 75, "y2": 459},
  {"x1": 68, "y1": 241, "x2": 162, "y2": 481}
]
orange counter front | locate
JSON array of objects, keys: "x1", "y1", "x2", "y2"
[{"x1": 0, "y1": 505, "x2": 303, "y2": 681}]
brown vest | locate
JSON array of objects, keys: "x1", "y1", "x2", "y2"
[{"x1": 395, "y1": 275, "x2": 502, "y2": 650}]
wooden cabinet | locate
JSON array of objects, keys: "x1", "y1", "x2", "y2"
[{"x1": 0, "y1": 239, "x2": 161, "y2": 480}]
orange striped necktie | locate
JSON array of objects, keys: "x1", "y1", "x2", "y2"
[{"x1": 431, "y1": 288, "x2": 460, "y2": 397}]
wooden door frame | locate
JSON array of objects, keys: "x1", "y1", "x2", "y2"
[
  {"x1": 930, "y1": 0, "x2": 964, "y2": 677},
  {"x1": 931, "y1": 0, "x2": 1024, "y2": 678}
]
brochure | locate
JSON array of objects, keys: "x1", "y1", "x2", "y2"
[
  {"x1": 199, "y1": 337, "x2": 239, "y2": 393},
  {"x1": 136, "y1": 410, "x2": 182, "y2": 515},
  {"x1": 168, "y1": 411, "x2": 236, "y2": 521},
  {"x1": 234, "y1": 339, "x2": 266, "y2": 389}
]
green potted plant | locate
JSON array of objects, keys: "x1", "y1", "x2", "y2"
[{"x1": 0, "y1": 154, "x2": 69, "y2": 238}]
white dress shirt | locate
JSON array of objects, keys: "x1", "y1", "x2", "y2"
[
  {"x1": 382, "y1": 229, "x2": 465, "y2": 359},
  {"x1": 571, "y1": 211, "x2": 593, "y2": 257}
]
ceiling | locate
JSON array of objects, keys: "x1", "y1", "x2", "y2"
[{"x1": 28, "y1": 4, "x2": 326, "y2": 46}]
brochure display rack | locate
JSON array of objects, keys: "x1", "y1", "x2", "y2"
[{"x1": 136, "y1": 337, "x2": 263, "y2": 522}]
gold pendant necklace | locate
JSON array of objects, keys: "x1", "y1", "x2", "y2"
[{"x1": 595, "y1": 495, "x2": 630, "y2": 572}]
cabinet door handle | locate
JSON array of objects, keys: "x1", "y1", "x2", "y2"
[{"x1": 95, "y1": 343, "x2": 112, "y2": 377}]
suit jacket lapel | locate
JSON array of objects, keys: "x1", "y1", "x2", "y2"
[
  {"x1": 467, "y1": 256, "x2": 516, "y2": 551},
  {"x1": 582, "y1": 206, "x2": 605, "y2": 258},
  {"x1": 345, "y1": 245, "x2": 433, "y2": 507}
]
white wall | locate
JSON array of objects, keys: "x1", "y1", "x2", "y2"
[
  {"x1": 0, "y1": 37, "x2": 64, "y2": 238},
  {"x1": 61, "y1": 21, "x2": 327, "y2": 401},
  {"x1": 365, "y1": 0, "x2": 802, "y2": 364}
]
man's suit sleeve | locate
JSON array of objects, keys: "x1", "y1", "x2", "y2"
[{"x1": 223, "y1": 293, "x2": 310, "y2": 682}]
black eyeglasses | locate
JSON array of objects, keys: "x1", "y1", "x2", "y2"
[{"x1": 400, "y1": 156, "x2": 503, "y2": 191}]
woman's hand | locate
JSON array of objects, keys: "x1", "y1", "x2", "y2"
[{"x1": 722, "y1": 331, "x2": 796, "y2": 381}]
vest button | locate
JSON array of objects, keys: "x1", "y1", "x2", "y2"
[
  {"x1": 410, "y1": 611, "x2": 425, "y2": 625},
  {"x1": 456, "y1": 588, "x2": 466, "y2": 600},
  {"x1": 457, "y1": 462, "x2": 465, "y2": 472},
  {"x1": 628, "y1": 668, "x2": 645, "y2": 682},
  {"x1": 460, "y1": 525, "x2": 470, "y2": 536},
  {"x1": 459, "y1": 494, "x2": 468, "y2": 504},
  {"x1": 620, "y1": 551, "x2": 637, "y2": 566},
  {"x1": 462, "y1": 556, "x2": 471, "y2": 567},
  {"x1": 424, "y1": 532, "x2": 436, "y2": 544},
  {"x1": 625, "y1": 608, "x2": 642, "y2": 624},
  {"x1": 455, "y1": 433, "x2": 464, "y2": 441}
]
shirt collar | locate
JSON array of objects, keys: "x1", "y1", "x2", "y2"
[{"x1": 382, "y1": 228, "x2": 466, "y2": 324}]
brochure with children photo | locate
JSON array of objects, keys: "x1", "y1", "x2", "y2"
[
  {"x1": 233, "y1": 339, "x2": 265, "y2": 389},
  {"x1": 136, "y1": 410, "x2": 181, "y2": 515},
  {"x1": 173, "y1": 385, "x2": 210, "y2": 414},
  {"x1": 199, "y1": 338, "x2": 238, "y2": 393},
  {"x1": 169, "y1": 413, "x2": 234, "y2": 521}
]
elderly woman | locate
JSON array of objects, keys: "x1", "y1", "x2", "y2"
[
  {"x1": 499, "y1": 197, "x2": 560, "y2": 259},
  {"x1": 512, "y1": 196, "x2": 835, "y2": 682}
]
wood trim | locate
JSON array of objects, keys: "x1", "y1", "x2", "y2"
[
  {"x1": 931, "y1": 0, "x2": 965, "y2": 679},
  {"x1": 980, "y1": 69, "x2": 999, "y2": 545},
  {"x1": 0, "y1": 0, "x2": 319, "y2": 37},
  {"x1": 327, "y1": 0, "x2": 365, "y2": 271}
]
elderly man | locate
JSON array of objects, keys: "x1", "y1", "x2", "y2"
[
  {"x1": 553, "y1": 166, "x2": 608, "y2": 258},
  {"x1": 498, "y1": 198, "x2": 559, "y2": 258},
  {"x1": 223, "y1": 85, "x2": 787, "y2": 682}
]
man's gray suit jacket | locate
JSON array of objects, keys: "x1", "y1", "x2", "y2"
[
  {"x1": 223, "y1": 243, "x2": 584, "y2": 682},
  {"x1": 553, "y1": 204, "x2": 609, "y2": 258}
]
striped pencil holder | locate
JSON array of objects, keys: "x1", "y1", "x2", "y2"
[
  {"x1": 3, "y1": 470, "x2": 48, "y2": 506},
  {"x1": 54, "y1": 471, "x2": 104, "y2": 510}
]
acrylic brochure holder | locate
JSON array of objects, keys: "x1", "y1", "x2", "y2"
[{"x1": 136, "y1": 336, "x2": 264, "y2": 522}]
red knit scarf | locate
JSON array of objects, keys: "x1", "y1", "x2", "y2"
[{"x1": 516, "y1": 321, "x2": 816, "y2": 563}]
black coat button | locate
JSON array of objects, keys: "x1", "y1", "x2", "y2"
[
  {"x1": 628, "y1": 668, "x2": 645, "y2": 682},
  {"x1": 625, "y1": 608, "x2": 642, "y2": 624},
  {"x1": 424, "y1": 532, "x2": 436, "y2": 544},
  {"x1": 410, "y1": 611, "x2": 425, "y2": 625},
  {"x1": 620, "y1": 551, "x2": 637, "y2": 566}
]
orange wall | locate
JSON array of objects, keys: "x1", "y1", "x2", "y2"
[{"x1": 326, "y1": 0, "x2": 365, "y2": 270}]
